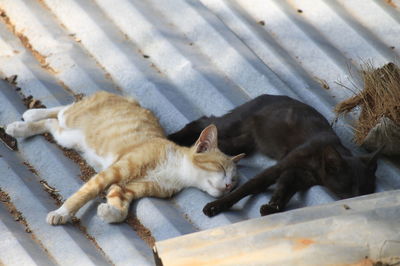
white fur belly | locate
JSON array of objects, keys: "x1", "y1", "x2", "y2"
[{"x1": 56, "y1": 106, "x2": 115, "y2": 172}]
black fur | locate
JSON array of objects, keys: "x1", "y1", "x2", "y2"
[{"x1": 169, "y1": 94, "x2": 381, "y2": 217}]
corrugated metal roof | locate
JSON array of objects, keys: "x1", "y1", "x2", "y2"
[
  {"x1": 155, "y1": 190, "x2": 400, "y2": 265},
  {"x1": 0, "y1": 0, "x2": 399, "y2": 265}
]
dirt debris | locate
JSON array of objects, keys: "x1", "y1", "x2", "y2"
[
  {"x1": 23, "y1": 161, "x2": 39, "y2": 176},
  {"x1": 4, "y1": 74, "x2": 18, "y2": 85},
  {"x1": 343, "y1": 204, "x2": 351, "y2": 210},
  {"x1": 0, "y1": 189, "x2": 34, "y2": 236},
  {"x1": 21, "y1": 161, "x2": 63, "y2": 205},
  {"x1": 61, "y1": 147, "x2": 96, "y2": 182},
  {"x1": 3, "y1": 74, "x2": 46, "y2": 110},
  {"x1": 335, "y1": 62, "x2": 400, "y2": 153},
  {"x1": 73, "y1": 93, "x2": 85, "y2": 102},
  {"x1": 72, "y1": 219, "x2": 112, "y2": 264},
  {"x1": 126, "y1": 215, "x2": 156, "y2": 248},
  {"x1": 42, "y1": 133, "x2": 96, "y2": 182},
  {"x1": 40, "y1": 180, "x2": 63, "y2": 206},
  {"x1": 0, "y1": 191, "x2": 10, "y2": 202},
  {"x1": 0, "y1": 9, "x2": 57, "y2": 74},
  {"x1": 0, "y1": 127, "x2": 18, "y2": 151},
  {"x1": 22, "y1": 95, "x2": 46, "y2": 109},
  {"x1": 315, "y1": 77, "x2": 330, "y2": 90}
]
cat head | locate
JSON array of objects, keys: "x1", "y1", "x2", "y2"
[
  {"x1": 188, "y1": 124, "x2": 245, "y2": 197},
  {"x1": 320, "y1": 145, "x2": 382, "y2": 198}
]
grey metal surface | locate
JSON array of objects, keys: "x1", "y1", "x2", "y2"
[{"x1": 0, "y1": 0, "x2": 399, "y2": 265}]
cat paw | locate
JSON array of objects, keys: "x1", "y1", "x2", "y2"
[
  {"x1": 259, "y1": 204, "x2": 280, "y2": 216},
  {"x1": 6, "y1": 121, "x2": 30, "y2": 138},
  {"x1": 23, "y1": 109, "x2": 46, "y2": 122},
  {"x1": 97, "y1": 203, "x2": 127, "y2": 223},
  {"x1": 203, "y1": 200, "x2": 230, "y2": 217},
  {"x1": 46, "y1": 206, "x2": 71, "y2": 225}
]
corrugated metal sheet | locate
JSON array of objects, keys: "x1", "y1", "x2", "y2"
[
  {"x1": 155, "y1": 190, "x2": 400, "y2": 265},
  {"x1": 0, "y1": 0, "x2": 399, "y2": 265}
]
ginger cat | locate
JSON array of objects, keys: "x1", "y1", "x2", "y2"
[{"x1": 6, "y1": 91, "x2": 244, "y2": 225}]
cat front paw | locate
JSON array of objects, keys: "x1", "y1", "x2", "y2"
[
  {"x1": 97, "y1": 203, "x2": 127, "y2": 223},
  {"x1": 203, "y1": 200, "x2": 230, "y2": 217},
  {"x1": 46, "y1": 206, "x2": 71, "y2": 225},
  {"x1": 259, "y1": 203, "x2": 280, "y2": 216},
  {"x1": 6, "y1": 121, "x2": 30, "y2": 138}
]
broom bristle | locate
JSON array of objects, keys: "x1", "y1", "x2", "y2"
[{"x1": 336, "y1": 62, "x2": 400, "y2": 145}]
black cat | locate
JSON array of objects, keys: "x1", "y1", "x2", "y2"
[{"x1": 169, "y1": 94, "x2": 382, "y2": 217}]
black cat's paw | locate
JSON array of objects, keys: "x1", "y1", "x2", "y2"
[
  {"x1": 203, "y1": 200, "x2": 229, "y2": 217},
  {"x1": 259, "y1": 204, "x2": 280, "y2": 216}
]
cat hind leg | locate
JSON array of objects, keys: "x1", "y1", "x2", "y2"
[
  {"x1": 97, "y1": 184, "x2": 132, "y2": 223},
  {"x1": 23, "y1": 106, "x2": 65, "y2": 122},
  {"x1": 47, "y1": 161, "x2": 131, "y2": 225},
  {"x1": 6, "y1": 118, "x2": 60, "y2": 138},
  {"x1": 98, "y1": 181, "x2": 166, "y2": 223},
  {"x1": 259, "y1": 169, "x2": 313, "y2": 216}
]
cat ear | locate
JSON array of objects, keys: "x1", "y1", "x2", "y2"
[
  {"x1": 323, "y1": 145, "x2": 344, "y2": 174},
  {"x1": 194, "y1": 124, "x2": 218, "y2": 153},
  {"x1": 232, "y1": 153, "x2": 246, "y2": 163}
]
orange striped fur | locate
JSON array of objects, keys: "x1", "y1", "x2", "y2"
[{"x1": 6, "y1": 91, "x2": 244, "y2": 225}]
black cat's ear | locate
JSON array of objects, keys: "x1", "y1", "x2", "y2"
[
  {"x1": 232, "y1": 153, "x2": 246, "y2": 163},
  {"x1": 360, "y1": 145, "x2": 385, "y2": 167},
  {"x1": 323, "y1": 145, "x2": 344, "y2": 174},
  {"x1": 194, "y1": 124, "x2": 218, "y2": 153}
]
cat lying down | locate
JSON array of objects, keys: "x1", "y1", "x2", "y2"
[
  {"x1": 169, "y1": 94, "x2": 382, "y2": 217},
  {"x1": 6, "y1": 91, "x2": 244, "y2": 225}
]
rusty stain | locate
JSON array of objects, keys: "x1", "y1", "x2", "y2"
[
  {"x1": 293, "y1": 238, "x2": 315, "y2": 250},
  {"x1": 150, "y1": 63, "x2": 163, "y2": 75},
  {"x1": 57, "y1": 80, "x2": 90, "y2": 100},
  {"x1": 0, "y1": 9, "x2": 58, "y2": 74},
  {"x1": 384, "y1": 0, "x2": 397, "y2": 8},
  {"x1": 71, "y1": 220, "x2": 113, "y2": 264},
  {"x1": 157, "y1": 244, "x2": 289, "y2": 266},
  {"x1": 126, "y1": 215, "x2": 156, "y2": 248},
  {"x1": 0, "y1": 189, "x2": 53, "y2": 258}
]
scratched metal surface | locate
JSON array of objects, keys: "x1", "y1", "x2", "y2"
[{"x1": 0, "y1": 0, "x2": 399, "y2": 265}]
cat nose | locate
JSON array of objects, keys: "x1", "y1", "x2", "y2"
[{"x1": 225, "y1": 184, "x2": 232, "y2": 191}]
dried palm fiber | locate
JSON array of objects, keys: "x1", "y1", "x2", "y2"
[{"x1": 335, "y1": 62, "x2": 400, "y2": 155}]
